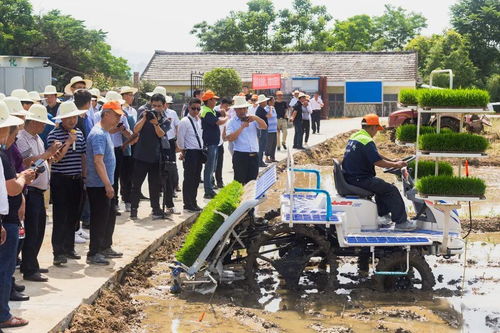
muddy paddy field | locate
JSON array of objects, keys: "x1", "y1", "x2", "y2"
[{"x1": 66, "y1": 123, "x2": 500, "y2": 333}]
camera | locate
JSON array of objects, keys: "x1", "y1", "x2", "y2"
[
  {"x1": 30, "y1": 159, "x2": 46, "y2": 175},
  {"x1": 145, "y1": 110, "x2": 156, "y2": 121}
]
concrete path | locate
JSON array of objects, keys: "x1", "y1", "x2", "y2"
[{"x1": 8, "y1": 117, "x2": 363, "y2": 332}]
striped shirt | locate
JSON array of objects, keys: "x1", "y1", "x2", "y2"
[{"x1": 47, "y1": 126, "x2": 86, "y2": 176}]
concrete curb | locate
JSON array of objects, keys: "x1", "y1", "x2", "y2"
[{"x1": 49, "y1": 213, "x2": 198, "y2": 332}]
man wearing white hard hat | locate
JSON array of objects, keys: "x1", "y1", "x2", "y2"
[
  {"x1": 48, "y1": 101, "x2": 87, "y2": 266},
  {"x1": 0, "y1": 100, "x2": 36, "y2": 329},
  {"x1": 64, "y1": 76, "x2": 93, "y2": 96},
  {"x1": 16, "y1": 104, "x2": 61, "y2": 282}
]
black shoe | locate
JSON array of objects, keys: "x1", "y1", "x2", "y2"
[
  {"x1": 10, "y1": 290, "x2": 29, "y2": 302},
  {"x1": 216, "y1": 183, "x2": 225, "y2": 189},
  {"x1": 139, "y1": 193, "x2": 149, "y2": 200},
  {"x1": 101, "y1": 248, "x2": 123, "y2": 259},
  {"x1": 204, "y1": 193, "x2": 216, "y2": 199},
  {"x1": 184, "y1": 206, "x2": 202, "y2": 212},
  {"x1": 152, "y1": 210, "x2": 172, "y2": 220},
  {"x1": 14, "y1": 282, "x2": 25, "y2": 292},
  {"x1": 53, "y1": 255, "x2": 67, "y2": 266},
  {"x1": 259, "y1": 163, "x2": 267, "y2": 168},
  {"x1": 130, "y1": 209, "x2": 138, "y2": 220},
  {"x1": 23, "y1": 272, "x2": 48, "y2": 282},
  {"x1": 66, "y1": 251, "x2": 81, "y2": 260},
  {"x1": 282, "y1": 144, "x2": 287, "y2": 150},
  {"x1": 38, "y1": 268, "x2": 49, "y2": 273},
  {"x1": 86, "y1": 253, "x2": 110, "y2": 266}
]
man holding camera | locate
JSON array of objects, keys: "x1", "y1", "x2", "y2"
[
  {"x1": 16, "y1": 104, "x2": 61, "y2": 281},
  {"x1": 130, "y1": 93, "x2": 171, "y2": 220}
]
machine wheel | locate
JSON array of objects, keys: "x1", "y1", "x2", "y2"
[
  {"x1": 373, "y1": 250, "x2": 435, "y2": 291},
  {"x1": 245, "y1": 224, "x2": 338, "y2": 293}
]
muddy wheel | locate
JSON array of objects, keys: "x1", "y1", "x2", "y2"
[
  {"x1": 245, "y1": 224, "x2": 338, "y2": 293},
  {"x1": 373, "y1": 250, "x2": 435, "y2": 291}
]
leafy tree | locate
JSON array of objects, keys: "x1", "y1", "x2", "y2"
[
  {"x1": 450, "y1": 0, "x2": 500, "y2": 80},
  {"x1": 373, "y1": 5, "x2": 427, "y2": 50},
  {"x1": 421, "y1": 30, "x2": 478, "y2": 88},
  {"x1": 328, "y1": 15, "x2": 375, "y2": 51},
  {"x1": 405, "y1": 34, "x2": 441, "y2": 70},
  {"x1": 274, "y1": 0, "x2": 332, "y2": 51},
  {"x1": 486, "y1": 74, "x2": 500, "y2": 101},
  {"x1": 0, "y1": 0, "x2": 41, "y2": 54},
  {"x1": 203, "y1": 68, "x2": 242, "y2": 98},
  {"x1": 192, "y1": 14, "x2": 248, "y2": 52},
  {"x1": 238, "y1": 0, "x2": 276, "y2": 51}
]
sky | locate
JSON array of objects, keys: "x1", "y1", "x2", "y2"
[{"x1": 29, "y1": 0, "x2": 459, "y2": 73}]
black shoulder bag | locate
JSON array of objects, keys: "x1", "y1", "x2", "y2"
[{"x1": 187, "y1": 117, "x2": 208, "y2": 163}]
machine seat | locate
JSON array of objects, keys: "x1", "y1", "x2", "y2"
[{"x1": 333, "y1": 159, "x2": 374, "y2": 198}]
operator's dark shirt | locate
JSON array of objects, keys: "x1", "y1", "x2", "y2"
[{"x1": 342, "y1": 130, "x2": 382, "y2": 182}]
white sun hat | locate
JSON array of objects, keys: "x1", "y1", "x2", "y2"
[
  {"x1": 146, "y1": 86, "x2": 167, "y2": 97},
  {"x1": 3, "y1": 97, "x2": 29, "y2": 116},
  {"x1": 120, "y1": 86, "x2": 138, "y2": 95},
  {"x1": 28, "y1": 91, "x2": 44, "y2": 102},
  {"x1": 104, "y1": 91, "x2": 125, "y2": 105},
  {"x1": 10, "y1": 89, "x2": 34, "y2": 103},
  {"x1": 0, "y1": 93, "x2": 5, "y2": 101},
  {"x1": 53, "y1": 101, "x2": 87, "y2": 120},
  {"x1": 41, "y1": 85, "x2": 63, "y2": 97},
  {"x1": 231, "y1": 95, "x2": 252, "y2": 109},
  {"x1": 256, "y1": 94, "x2": 270, "y2": 104},
  {"x1": 26, "y1": 104, "x2": 55, "y2": 126},
  {"x1": 0, "y1": 101, "x2": 24, "y2": 128},
  {"x1": 165, "y1": 95, "x2": 174, "y2": 104},
  {"x1": 64, "y1": 76, "x2": 93, "y2": 95}
]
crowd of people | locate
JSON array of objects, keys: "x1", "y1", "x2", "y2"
[{"x1": 0, "y1": 76, "x2": 323, "y2": 328}]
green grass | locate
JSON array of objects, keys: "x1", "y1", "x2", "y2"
[
  {"x1": 418, "y1": 132, "x2": 490, "y2": 152},
  {"x1": 417, "y1": 89, "x2": 490, "y2": 108},
  {"x1": 408, "y1": 160, "x2": 453, "y2": 178},
  {"x1": 399, "y1": 89, "x2": 420, "y2": 106},
  {"x1": 175, "y1": 181, "x2": 244, "y2": 266},
  {"x1": 416, "y1": 175, "x2": 486, "y2": 197},
  {"x1": 396, "y1": 124, "x2": 436, "y2": 143}
]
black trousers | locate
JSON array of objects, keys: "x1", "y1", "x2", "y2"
[
  {"x1": 233, "y1": 151, "x2": 259, "y2": 185},
  {"x1": 87, "y1": 187, "x2": 117, "y2": 256},
  {"x1": 168, "y1": 139, "x2": 179, "y2": 189},
  {"x1": 21, "y1": 188, "x2": 46, "y2": 276},
  {"x1": 293, "y1": 121, "x2": 303, "y2": 148},
  {"x1": 120, "y1": 155, "x2": 134, "y2": 203},
  {"x1": 113, "y1": 147, "x2": 124, "y2": 205},
  {"x1": 265, "y1": 132, "x2": 277, "y2": 160},
  {"x1": 215, "y1": 145, "x2": 224, "y2": 186},
  {"x1": 348, "y1": 176, "x2": 408, "y2": 224},
  {"x1": 183, "y1": 150, "x2": 203, "y2": 208},
  {"x1": 51, "y1": 174, "x2": 84, "y2": 256},
  {"x1": 311, "y1": 110, "x2": 321, "y2": 133},
  {"x1": 131, "y1": 159, "x2": 161, "y2": 212},
  {"x1": 302, "y1": 119, "x2": 310, "y2": 143},
  {"x1": 160, "y1": 161, "x2": 175, "y2": 209}
]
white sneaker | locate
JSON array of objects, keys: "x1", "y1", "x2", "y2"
[
  {"x1": 76, "y1": 228, "x2": 90, "y2": 239},
  {"x1": 75, "y1": 232, "x2": 87, "y2": 244},
  {"x1": 395, "y1": 220, "x2": 417, "y2": 231},
  {"x1": 125, "y1": 203, "x2": 131, "y2": 212}
]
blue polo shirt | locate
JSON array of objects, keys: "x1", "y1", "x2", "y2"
[
  {"x1": 226, "y1": 117, "x2": 259, "y2": 153},
  {"x1": 342, "y1": 129, "x2": 382, "y2": 182},
  {"x1": 86, "y1": 125, "x2": 115, "y2": 187}
]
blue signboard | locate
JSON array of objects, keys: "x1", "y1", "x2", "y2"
[{"x1": 345, "y1": 81, "x2": 383, "y2": 104}]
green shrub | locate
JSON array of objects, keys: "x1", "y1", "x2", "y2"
[
  {"x1": 399, "y1": 89, "x2": 420, "y2": 106},
  {"x1": 396, "y1": 124, "x2": 436, "y2": 143},
  {"x1": 417, "y1": 89, "x2": 490, "y2": 108},
  {"x1": 408, "y1": 160, "x2": 453, "y2": 179},
  {"x1": 418, "y1": 132, "x2": 490, "y2": 152},
  {"x1": 416, "y1": 175, "x2": 486, "y2": 197},
  {"x1": 175, "y1": 181, "x2": 244, "y2": 266}
]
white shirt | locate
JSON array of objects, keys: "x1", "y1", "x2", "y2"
[
  {"x1": 177, "y1": 114, "x2": 204, "y2": 150},
  {"x1": 124, "y1": 105, "x2": 138, "y2": 123},
  {"x1": 0, "y1": 158, "x2": 8, "y2": 215},
  {"x1": 16, "y1": 129, "x2": 50, "y2": 190},
  {"x1": 248, "y1": 105, "x2": 258, "y2": 115},
  {"x1": 289, "y1": 97, "x2": 298, "y2": 107},
  {"x1": 163, "y1": 108, "x2": 180, "y2": 140},
  {"x1": 309, "y1": 96, "x2": 323, "y2": 110}
]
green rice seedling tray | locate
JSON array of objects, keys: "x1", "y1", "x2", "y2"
[
  {"x1": 417, "y1": 89, "x2": 490, "y2": 108},
  {"x1": 415, "y1": 175, "x2": 486, "y2": 198}
]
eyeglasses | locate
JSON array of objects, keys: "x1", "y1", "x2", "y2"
[{"x1": 190, "y1": 107, "x2": 201, "y2": 111}]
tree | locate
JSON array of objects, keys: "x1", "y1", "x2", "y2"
[
  {"x1": 405, "y1": 35, "x2": 441, "y2": 70},
  {"x1": 328, "y1": 15, "x2": 376, "y2": 51},
  {"x1": 238, "y1": 0, "x2": 277, "y2": 51},
  {"x1": 418, "y1": 30, "x2": 478, "y2": 88},
  {"x1": 450, "y1": 0, "x2": 500, "y2": 80},
  {"x1": 0, "y1": 0, "x2": 41, "y2": 54},
  {"x1": 274, "y1": 0, "x2": 332, "y2": 51},
  {"x1": 486, "y1": 74, "x2": 500, "y2": 101},
  {"x1": 373, "y1": 5, "x2": 427, "y2": 50},
  {"x1": 203, "y1": 68, "x2": 242, "y2": 98}
]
